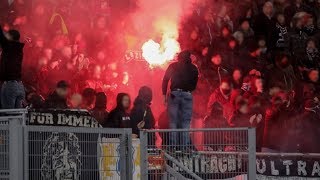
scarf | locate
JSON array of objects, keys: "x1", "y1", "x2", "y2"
[{"x1": 306, "y1": 48, "x2": 319, "y2": 62}]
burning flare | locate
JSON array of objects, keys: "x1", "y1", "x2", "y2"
[{"x1": 142, "y1": 37, "x2": 180, "y2": 66}]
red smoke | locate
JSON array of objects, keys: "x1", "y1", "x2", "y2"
[{"x1": 132, "y1": 0, "x2": 193, "y2": 66}]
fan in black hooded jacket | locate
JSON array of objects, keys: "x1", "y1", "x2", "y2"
[
  {"x1": 130, "y1": 86, "x2": 155, "y2": 136},
  {"x1": 104, "y1": 93, "x2": 131, "y2": 128}
]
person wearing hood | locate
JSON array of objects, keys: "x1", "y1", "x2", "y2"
[
  {"x1": 0, "y1": 25, "x2": 25, "y2": 108},
  {"x1": 130, "y1": 86, "x2": 155, "y2": 137},
  {"x1": 91, "y1": 92, "x2": 109, "y2": 126},
  {"x1": 162, "y1": 50, "x2": 199, "y2": 147},
  {"x1": 105, "y1": 93, "x2": 131, "y2": 128},
  {"x1": 203, "y1": 53, "x2": 229, "y2": 90}
]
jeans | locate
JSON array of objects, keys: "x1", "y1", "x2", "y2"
[
  {"x1": 1, "y1": 81, "x2": 25, "y2": 109},
  {"x1": 167, "y1": 91, "x2": 193, "y2": 147}
]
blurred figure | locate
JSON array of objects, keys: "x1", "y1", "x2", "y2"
[
  {"x1": 26, "y1": 92, "x2": 44, "y2": 109},
  {"x1": 44, "y1": 80, "x2": 69, "y2": 109},
  {"x1": 91, "y1": 92, "x2": 108, "y2": 126},
  {"x1": 271, "y1": 13, "x2": 289, "y2": 52},
  {"x1": 262, "y1": 91, "x2": 297, "y2": 152},
  {"x1": 207, "y1": 78, "x2": 233, "y2": 114},
  {"x1": 81, "y1": 88, "x2": 96, "y2": 110},
  {"x1": 298, "y1": 38, "x2": 320, "y2": 71},
  {"x1": 232, "y1": 68, "x2": 243, "y2": 89},
  {"x1": 297, "y1": 99, "x2": 320, "y2": 153},
  {"x1": 267, "y1": 53, "x2": 296, "y2": 91},
  {"x1": 204, "y1": 102, "x2": 228, "y2": 128},
  {"x1": 253, "y1": 1, "x2": 274, "y2": 46},
  {"x1": 229, "y1": 98, "x2": 250, "y2": 127},
  {"x1": 0, "y1": 26, "x2": 25, "y2": 109},
  {"x1": 131, "y1": 86, "x2": 155, "y2": 137},
  {"x1": 105, "y1": 93, "x2": 131, "y2": 128},
  {"x1": 204, "y1": 53, "x2": 229, "y2": 90},
  {"x1": 204, "y1": 102, "x2": 228, "y2": 151}
]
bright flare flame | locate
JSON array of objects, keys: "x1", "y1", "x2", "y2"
[{"x1": 142, "y1": 38, "x2": 180, "y2": 66}]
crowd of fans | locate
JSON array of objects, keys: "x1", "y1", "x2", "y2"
[
  {"x1": 1, "y1": 0, "x2": 320, "y2": 153},
  {"x1": 180, "y1": 0, "x2": 320, "y2": 153}
]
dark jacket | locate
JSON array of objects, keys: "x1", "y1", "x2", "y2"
[
  {"x1": 207, "y1": 88, "x2": 230, "y2": 114},
  {"x1": 131, "y1": 86, "x2": 155, "y2": 135},
  {"x1": 288, "y1": 28, "x2": 308, "y2": 56},
  {"x1": 106, "y1": 108, "x2": 131, "y2": 128},
  {"x1": 91, "y1": 92, "x2": 109, "y2": 125},
  {"x1": 271, "y1": 23, "x2": 289, "y2": 51},
  {"x1": 105, "y1": 93, "x2": 131, "y2": 128},
  {"x1": 203, "y1": 64, "x2": 229, "y2": 90},
  {"x1": 43, "y1": 91, "x2": 68, "y2": 109},
  {"x1": 162, "y1": 51, "x2": 199, "y2": 95},
  {"x1": 267, "y1": 65, "x2": 297, "y2": 91},
  {"x1": 298, "y1": 48, "x2": 320, "y2": 69},
  {"x1": 263, "y1": 106, "x2": 297, "y2": 151},
  {"x1": 253, "y1": 13, "x2": 274, "y2": 47},
  {"x1": 297, "y1": 109, "x2": 320, "y2": 153},
  {"x1": 0, "y1": 26, "x2": 24, "y2": 81},
  {"x1": 130, "y1": 98, "x2": 155, "y2": 135}
]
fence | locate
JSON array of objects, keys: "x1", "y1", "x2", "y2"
[
  {"x1": 0, "y1": 109, "x2": 133, "y2": 180},
  {"x1": 139, "y1": 128, "x2": 256, "y2": 180}
]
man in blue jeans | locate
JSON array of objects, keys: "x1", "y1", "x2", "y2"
[
  {"x1": 0, "y1": 25, "x2": 25, "y2": 108},
  {"x1": 162, "y1": 50, "x2": 199, "y2": 149}
]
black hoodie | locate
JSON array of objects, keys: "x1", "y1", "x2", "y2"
[
  {"x1": 43, "y1": 91, "x2": 68, "y2": 109},
  {"x1": 0, "y1": 26, "x2": 24, "y2": 81},
  {"x1": 162, "y1": 50, "x2": 199, "y2": 95},
  {"x1": 91, "y1": 92, "x2": 109, "y2": 126},
  {"x1": 105, "y1": 93, "x2": 131, "y2": 128},
  {"x1": 130, "y1": 86, "x2": 155, "y2": 135}
]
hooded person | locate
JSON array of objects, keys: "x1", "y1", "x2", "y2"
[
  {"x1": 91, "y1": 92, "x2": 109, "y2": 126},
  {"x1": 162, "y1": 50, "x2": 199, "y2": 147},
  {"x1": 104, "y1": 93, "x2": 131, "y2": 128},
  {"x1": 130, "y1": 86, "x2": 155, "y2": 136}
]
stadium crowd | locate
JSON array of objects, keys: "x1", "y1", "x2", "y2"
[{"x1": 1, "y1": 0, "x2": 320, "y2": 153}]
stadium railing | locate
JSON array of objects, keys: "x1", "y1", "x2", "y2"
[
  {"x1": 0, "y1": 109, "x2": 133, "y2": 180},
  {"x1": 139, "y1": 128, "x2": 257, "y2": 180}
]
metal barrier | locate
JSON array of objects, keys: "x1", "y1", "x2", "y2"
[
  {"x1": 0, "y1": 109, "x2": 133, "y2": 180},
  {"x1": 140, "y1": 128, "x2": 256, "y2": 180},
  {"x1": 0, "y1": 125, "x2": 9, "y2": 180},
  {"x1": 24, "y1": 126, "x2": 132, "y2": 180},
  {"x1": 0, "y1": 109, "x2": 27, "y2": 180}
]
